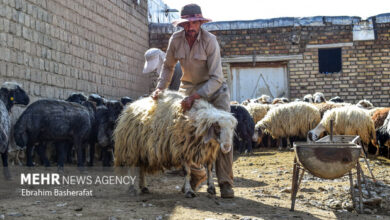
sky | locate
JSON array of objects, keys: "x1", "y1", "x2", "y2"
[{"x1": 163, "y1": 0, "x2": 390, "y2": 22}]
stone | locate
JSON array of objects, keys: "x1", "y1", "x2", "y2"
[
  {"x1": 7, "y1": 212, "x2": 23, "y2": 217},
  {"x1": 280, "y1": 188, "x2": 292, "y2": 193},
  {"x1": 363, "y1": 197, "x2": 382, "y2": 207}
]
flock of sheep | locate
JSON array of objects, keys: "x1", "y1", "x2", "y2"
[
  {"x1": 237, "y1": 92, "x2": 389, "y2": 159},
  {"x1": 0, "y1": 82, "x2": 133, "y2": 179},
  {"x1": 1, "y1": 81, "x2": 389, "y2": 198}
]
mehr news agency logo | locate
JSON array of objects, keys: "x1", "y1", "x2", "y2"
[{"x1": 20, "y1": 173, "x2": 136, "y2": 197}]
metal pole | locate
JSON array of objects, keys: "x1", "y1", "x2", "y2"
[
  {"x1": 348, "y1": 171, "x2": 356, "y2": 209},
  {"x1": 290, "y1": 157, "x2": 300, "y2": 211},
  {"x1": 356, "y1": 162, "x2": 364, "y2": 213},
  {"x1": 330, "y1": 119, "x2": 333, "y2": 142}
]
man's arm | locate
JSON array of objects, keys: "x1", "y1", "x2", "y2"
[
  {"x1": 196, "y1": 36, "x2": 224, "y2": 98},
  {"x1": 156, "y1": 36, "x2": 178, "y2": 90}
]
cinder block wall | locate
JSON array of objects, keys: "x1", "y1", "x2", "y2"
[
  {"x1": 0, "y1": 0, "x2": 149, "y2": 101},
  {"x1": 149, "y1": 15, "x2": 390, "y2": 107}
]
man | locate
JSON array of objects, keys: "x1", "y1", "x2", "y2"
[
  {"x1": 151, "y1": 4, "x2": 234, "y2": 198},
  {"x1": 142, "y1": 48, "x2": 182, "y2": 91}
]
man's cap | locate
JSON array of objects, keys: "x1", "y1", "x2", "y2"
[{"x1": 142, "y1": 48, "x2": 165, "y2": 74}]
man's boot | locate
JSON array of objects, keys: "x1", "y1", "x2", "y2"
[{"x1": 220, "y1": 183, "x2": 234, "y2": 198}]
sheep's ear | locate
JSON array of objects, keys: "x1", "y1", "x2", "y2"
[{"x1": 204, "y1": 123, "x2": 220, "y2": 144}]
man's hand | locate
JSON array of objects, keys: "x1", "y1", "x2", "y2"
[
  {"x1": 151, "y1": 88, "x2": 163, "y2": 100},
  {"x1": 181, "y1": 93, "x2": 201, "y2": 112}
]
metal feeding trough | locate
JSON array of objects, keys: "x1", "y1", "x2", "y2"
[
  {"x1": 294, "y1": 135, "x2": 361, "y2": 179},
  {"x1": 290, "y1": 131, "x2": 376, "y2": 213}
]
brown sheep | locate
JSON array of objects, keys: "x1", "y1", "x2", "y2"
[
  {"x1": 113, "y1": 91, "x2": 237, "y2": 198},
  {"x1": 370, "y1": 107, "x2": 390, "y2": 129},
  {"x1": 313, "y1": 102, "x2": 350, "y2": 118}
]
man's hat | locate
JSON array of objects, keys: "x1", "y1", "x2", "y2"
[
  {"x1": 172, "y1": 4, "x2": 211, "y2": 27},
  {"x1": 142, "y1": 48, "x2": 165, "y2": 74}
]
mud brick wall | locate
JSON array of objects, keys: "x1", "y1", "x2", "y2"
[
  {"x1": 0, "y1": 0, "x2": 149, "y2": 101},
  {"x1": 149, "y1": 16, "x2": 390, "y2": 107}
]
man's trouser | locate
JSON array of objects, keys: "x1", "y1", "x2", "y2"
[{"x1": 179, "y1": 82, "x2": 233, "y2": 187}]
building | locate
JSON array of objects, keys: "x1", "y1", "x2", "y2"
[{"x1": 150, "y1": 14, "x2": 390, "y2": 106}]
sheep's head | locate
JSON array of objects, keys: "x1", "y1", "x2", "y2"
[
  {"x1": 88, "y1": 94, "x2": 105, "y2": 106},
  {"x1": 303, "y1": 94, "x2": 313, "y2": 103},
  {"x1": 313, "y1": 92, "x2": 326, "y2": 103},
  {"x1": 66, "y1": 93, "x2": 88, "y2": 104},
  {"x1": 189, "y1": 100, "x2": 237, "y2": 154},
  {"x1": 356, "y1": 99, "x2": 374, "y2": 110},
  {"x1": 1, "y1": 82, "x2": 29, "y2": 111},
  {"x1": 106, "y1": 100, "x2": 124, "y2": 124},
  {"x1": 121, "y1": 96, "x2": 134, "y2": 106},
  {"x1": 253, "y1": 123, "x2": 266, "y2": 142},
  {"x1": 203, "y1": 120, "x2": 237, "y2": 154},
  {"x1": 307, "y1": 124, "x2": 326, "y2": 142}
]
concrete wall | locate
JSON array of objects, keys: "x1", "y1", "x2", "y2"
[
  {"x1": 149, "y1": 14, "x2": 390, "y2": 106},
  {"x1": 0, "y1": 0, "x2": 149, "y2": 101}
]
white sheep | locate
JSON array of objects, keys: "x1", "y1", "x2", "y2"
[
  {"x1": 253, "y1": 102, "x2": 321, "y2": 148},
  {"x1": 313, "y1": 92, "x2": 326, "y2": 103},
  {"x1": 308, "y1": 106, "x2": 377, "y2": 153}
]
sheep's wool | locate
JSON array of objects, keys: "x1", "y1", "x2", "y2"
[
  {"x1": 114, "y1": 91, "x2": 237, "y2": 174},
  {"x1": 255, "y1": 102, "x2": 321, "y2": 139},
  {"x1": 321, "y1": 106, "x2": 376, "y2": 145}
]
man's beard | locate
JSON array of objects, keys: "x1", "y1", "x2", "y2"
[{"x1": 185, "y1": 30, "x2": 198, "y2": 39}]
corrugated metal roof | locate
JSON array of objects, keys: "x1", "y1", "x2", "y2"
[{"x1": 149, "y1": 14, "x2": 390, "y2": 34}]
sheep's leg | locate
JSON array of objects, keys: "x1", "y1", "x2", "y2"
[
  {"x1": 26, "y1": 144, "x2": 34, "y2": 167},
  {"x1": 75, "y1": 140, "x2": 86, "y2": 172},
  {"x1": 1, "y1": 152, "x2": 11, "y2": 180},
  {"x1": 37, "y1": 144, "x2": 50, "y2": 167},
  {"x1": 206, "y1": 163, "x2": 216, "y2": 195},
  {"x1": 183, "y1": 163, "x2": 195, "y2": 198},
  {"x1": 88, "y1": 141, "x2": 95, "y2": 166},
  {"x1": 277, "y1": 138, "x2": 283, "y2": 151},
  {"x1": 102, "y1": 147, "x2": 111, "y2": 167},
  {"x1": 139, "y1": 168, "x2": 149, "y2": 194},
  {"x1": 56, "y1": 142, "x2": 65, "y2": 173},
  {"x1": 128, "y1": 166, "x2": 138, "y2": 196},
  {"x1": 246, "y1": 139, "x2": 253, "y2": 154}
]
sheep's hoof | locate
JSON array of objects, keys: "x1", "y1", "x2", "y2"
[
  {"x1": 185, "y1": 190, "x2": 196, "y2": 198},
  {"x1": 102, "y1": 166, "x2": 113, "y2": 172},
  {"x1": 3, "y1": 168, "x2": 12, "y2": 180},
  {"x1": 128, "y1": 186, "x2": 138, "y2": 196},
  {"x1": 57, "y1": 166, "x2": 64, "y2": 173},
  {"x1": 141, "y1": 187, "x2": 150, "y2": 194},
  {"x1": 77, "y1": 166, "x2": 87, "y2": 174},
  {"x1": 207, "y1": 186, "x2": 216, "y2": 195}
]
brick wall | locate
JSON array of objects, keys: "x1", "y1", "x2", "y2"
[
  {"x1": 0, "y1": 0, "x2": 149, "y2": 101},
  {"x1": 149, "y1": 15, "x2": 390, "y2": 107}
]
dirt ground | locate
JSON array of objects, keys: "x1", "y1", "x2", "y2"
[{"x1": 0, "y1": 149, "x2": 389, "y2": 220}]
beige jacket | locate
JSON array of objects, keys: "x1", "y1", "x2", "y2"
[{"x1": 157, "y1": 28, "x2": 225, "y2": 98}]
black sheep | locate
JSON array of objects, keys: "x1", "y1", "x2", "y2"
[
  {"x1": 120, "y1": 96, "x2": 134, "y2": 106},
  {"x1": 66, "y1": 92, "x2": 88, "y2": 103},
  {"x1": 14, "y1": 99, "x2": 94, "y2": 170},
  {"x1": 95, "y1": 100, "x2": 123, "y2": 166},
  {"x1": 0, "y1": 82, "x2": 29, "y2": 179},
  {"x1": 88, "y1": 94, "x2": 106, "y2": 106},
  {"x1": 329, "y1": 96, "x2": 344, "y2": 103},
  {"x1": 376, "y1": 113, "x2": 390, "y2": 158},
  {"x1": 230, "y1": 104, "x2": 255, "y2": 154}
]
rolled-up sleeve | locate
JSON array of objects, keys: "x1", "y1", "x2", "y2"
[
  {"x1": 196, "y1": 36, "x2": 224, "y2": 98},
  {"x1": 156, "y1": 36, "x2": 178, "y2": 90}
]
